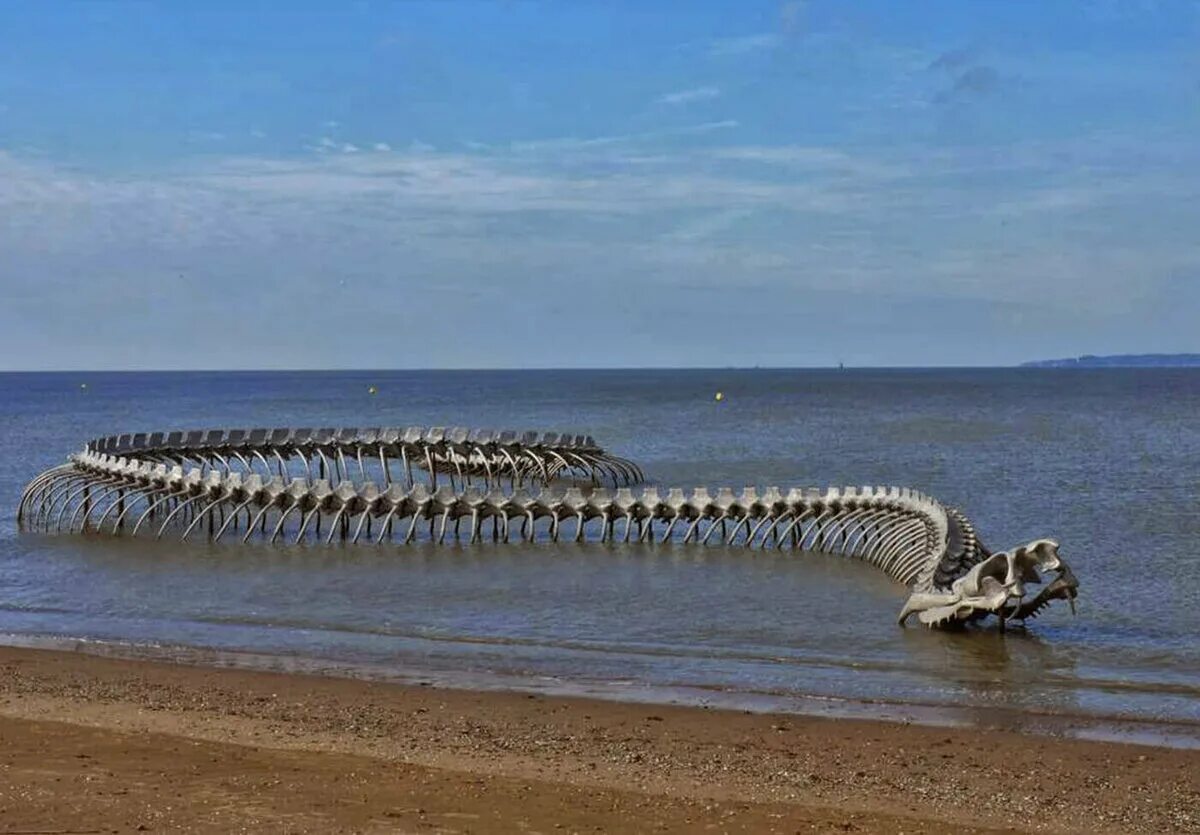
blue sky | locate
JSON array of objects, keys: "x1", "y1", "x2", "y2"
[{"x1": 1, "y1": 1, "x2": 1197, "y2": 369}]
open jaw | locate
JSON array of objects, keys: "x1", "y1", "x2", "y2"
[
  {"x1": 18, "y1": 426, "x2": 1080, "y2": 632},
  {"x1": 898, "y1": 539, "x2": 1080, "y2": 628}
]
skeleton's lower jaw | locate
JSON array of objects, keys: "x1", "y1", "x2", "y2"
[{"x1": 898, "y1": 544, "x2": 1078, "y2": 628}]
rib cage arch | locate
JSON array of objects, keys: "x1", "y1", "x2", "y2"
[
  {"x1": 71, "y1": 426, "x2": 645, "y2": 489},
  {"x1": 18, "y1": 426, "x2": 1078, "y2": 629}
]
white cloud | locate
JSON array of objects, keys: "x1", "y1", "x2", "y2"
[
  {"x1": 373, "y1": 142, "x2": 392, "y2": 152},
  {"x1": 711, "y1": 146, "x2": 910, "y2": 179},
  {"x1": 509, "y1": 120, "x2": 738, "y2": 152},
  {"x1": 709, "y1": 33, "x2": 780, "y2": 57},
  {"x1": 661, "y1": 207, "x2": 754, "y2": 243},
  {"x1": 656, "y1": 86, "x2": 721, "y2": 106},
  {"x1": 1, "y1": 130, "x2": 1197, "y2": 366},
  {"x1": 311, "y1": 137, "x2": 364, "y2": 155}
]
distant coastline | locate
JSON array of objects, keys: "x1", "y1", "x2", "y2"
[{"x1": 1021, "y1": 353, "x2": 1200, "y2": 368}]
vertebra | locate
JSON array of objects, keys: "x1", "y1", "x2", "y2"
[{"x1": 19, "y1": 427, "x2": 1078, "y2": 629}]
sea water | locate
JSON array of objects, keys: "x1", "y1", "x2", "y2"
[{"x1": 1, "y1": 369, "x2": 1197, "y2": 741}]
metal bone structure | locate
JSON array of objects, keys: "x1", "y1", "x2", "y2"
[
  {"x1": 50, "y1": 427, "x2": 644, "y2": 489},
  {"x1": 19, "y1": 427, "x2": 1078, "y2": 629}
]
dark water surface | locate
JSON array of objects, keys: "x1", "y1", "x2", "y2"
[{"x1": 2, "y1": 370, "x2": 1198, "y2": 740}]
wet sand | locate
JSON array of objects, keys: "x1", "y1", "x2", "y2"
[{"x1": 0, "y1": 646, "x2": 1196, "y2": 833}]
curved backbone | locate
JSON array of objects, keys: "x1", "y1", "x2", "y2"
[{"x1": 18, "y1": 427, "x2": 1077, "y2": 629}]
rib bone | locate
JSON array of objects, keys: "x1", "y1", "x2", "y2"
[{"x1": 18, "y1": 428, "x2": 1078, "y2": 630}]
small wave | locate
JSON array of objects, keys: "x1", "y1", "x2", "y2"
[
  {"x1": 0, "y1": 602, "x2": 80, "y2": 615},
  {"x1": 183, "y1": 612, "x2": 920, "y2": 673},
  {"x1": 3, "y1": 632, "x2": 1199, "y2": 750},
  {"x1": 32, "y1": 610, "x2": 1200, "y2": 705}
]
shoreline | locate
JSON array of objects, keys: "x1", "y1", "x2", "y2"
[
  {"x1": 1, "y1": 645, "x2": 1197, "y2": 832},
  {"x1": 6, "y1": 630, "x2": 1200, "y2": 751}
]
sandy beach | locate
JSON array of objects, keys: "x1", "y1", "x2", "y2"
[{"x1": 0, "y1": 646, "x2": 1195, "y2": 833}]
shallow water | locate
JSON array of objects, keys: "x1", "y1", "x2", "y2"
[{"x1": 2, "y1": 369, "x2": 1198, "y2": 736}]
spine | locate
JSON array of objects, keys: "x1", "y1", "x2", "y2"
[{"x1": 22, "y1": 449, "x2": 951, "y2": 588}]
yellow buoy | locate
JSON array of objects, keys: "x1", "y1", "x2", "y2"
[
  {"x1": 367, "y1": 385, "x2": 378, "y2": 395},
  {"x1": 714, "y1": 391, "x2": 724, "y2": 402}
]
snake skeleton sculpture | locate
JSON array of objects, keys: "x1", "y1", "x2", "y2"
[{"x1": 19, "y1": 426, "x2": 1079, "y2": 629}]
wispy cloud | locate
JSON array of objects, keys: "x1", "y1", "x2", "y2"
[
  {"x1": 508, "y1": 120, "x2": 738, "y2": 153},
  {"x1": 187, "y1": 130, "x2": 227, "y2": 143},
  {"x1": 656, "y1": 86, "x2": 721, "y2": 106},
  {"x1": 661, "y1": 207, "x2": 754, "y2": 243},
  {"x1": 309, "y1": 137, "x2": 365, "y2": 154},
  {"x1": 708, "y1": 33, "x2": 780, "y2": 57},
  {"x1": 2, "y1": 2, "x2": 1196, "y2": 368},
  {"x1": 2, "y1": 130, "x2": 1197, "y2": 366},
  {"x1": 710, "y1": 146, "x2": 909, "y2": 179}
]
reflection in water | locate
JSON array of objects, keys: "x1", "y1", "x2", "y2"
[
  {"x1": 2, "y1": 368, "x2": 1200, "y2": 728},
  {"x1": 901, "y1": 627, "x2": 1082, "y2": 722}
]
